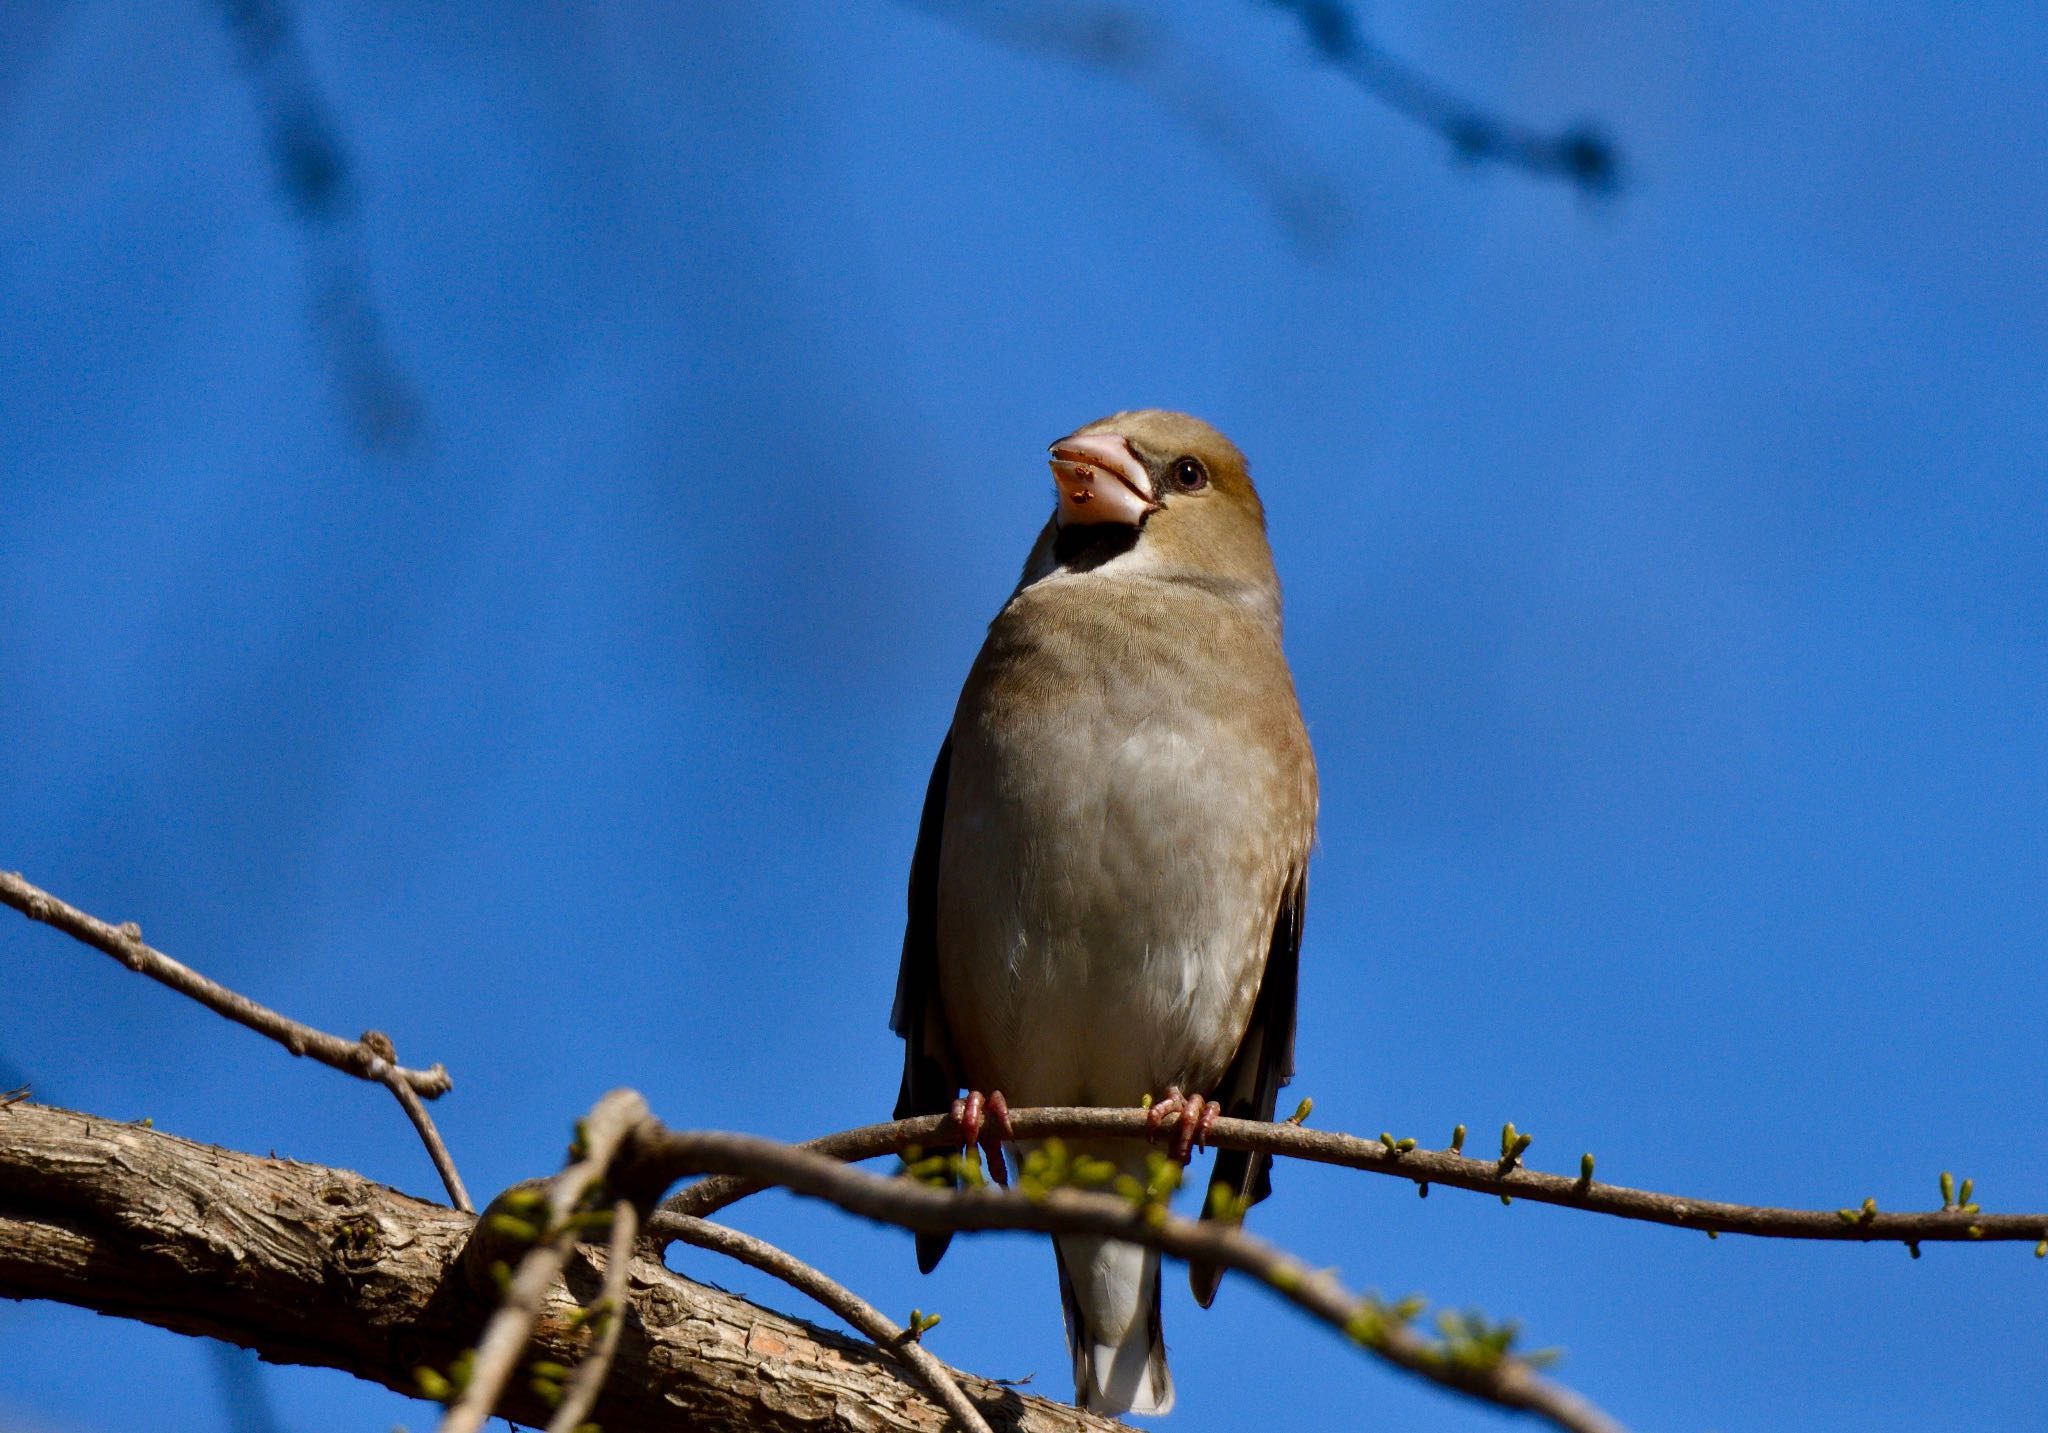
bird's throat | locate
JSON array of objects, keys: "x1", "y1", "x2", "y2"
[{"x1": 1053, "y1": 522, "x2": 1140, "y2": 571}]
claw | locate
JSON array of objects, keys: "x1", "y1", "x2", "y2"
[
  {"x1": 947, "y1": 1089, "x2": 1013, "y2": 1187},
  {"x1": 949, "y1": 1091, "x2": 984, "y2": 1151},
  {"x1": 982, "y1": 1090, "x2": 1013, "y2": 1187},
  {"x1": 1144, "y1": 1086, "x2": 1211, "y2": 1164}
]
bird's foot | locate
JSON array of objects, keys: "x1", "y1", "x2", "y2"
[
  {"x1": 946, "y1": 1089, "x2": 1014, "y2": 1187},
  {"x1": 1145, "y1": 1086, "x2": 1220, "y2": 1164}
]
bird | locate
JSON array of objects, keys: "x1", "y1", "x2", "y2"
[{"x1": 890, "y1": 410, "x2": 1316, "y2": 1417}]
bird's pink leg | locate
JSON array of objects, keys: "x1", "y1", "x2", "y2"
[
  {"x1": 1145, "y1": 1086, "x2": 1220, "y2": 1164},
  {"x1": 947, "y1": 1089, "x2": 1014, "y2": 1187}
]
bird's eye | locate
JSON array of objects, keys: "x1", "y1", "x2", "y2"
[{"x1": 1171, "y1": 457, "x2": 1208, "y2": 491}]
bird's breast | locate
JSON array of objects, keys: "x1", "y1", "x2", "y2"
[{"x1": 933, "y1": 574, "x2": 1315, "y2": 1106}]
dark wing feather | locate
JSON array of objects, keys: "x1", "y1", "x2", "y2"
[
  {"x1": 890, "y1": 737, "x2": 963, "y2": 1272},
  {"x1": 1190, "y1": 871, "x2": 1305, "y2": 1306}
]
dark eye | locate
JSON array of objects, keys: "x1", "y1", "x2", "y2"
[{"x1": 1171, "y1": 457, "x2": 1208, "y2": 491}]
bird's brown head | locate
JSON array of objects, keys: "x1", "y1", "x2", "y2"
[{"x1": 1045, "y1": 410, "x2": 1275, "y2": 595}]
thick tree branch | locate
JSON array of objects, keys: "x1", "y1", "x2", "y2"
[
  {"x1": 666, "y1": 1106, "x2": 2048, "y2": 1247},
  {"x1": 0, "y1": 1100, "x2": 1126, "y2": 1433}
]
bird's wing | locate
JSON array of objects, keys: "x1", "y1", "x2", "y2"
[
  {"x1": 890, "y1": 737, "x2": 963, "y2": 1272},
  {"x1": 1190, "y1": 868, "x2": 1305, "y2": 1307}
]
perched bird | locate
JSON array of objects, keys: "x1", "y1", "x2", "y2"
[{"x1": 891, "y1": 410, "x2": 1316, "y2": 1416}]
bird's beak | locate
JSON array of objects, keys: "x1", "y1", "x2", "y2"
[{"x1": 1048, "y1": 432, "x2": 1158, "y2": 527}]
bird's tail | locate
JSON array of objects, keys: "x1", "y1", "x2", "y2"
[{"x1": 1053, "y1": 1232, "x2": 1174, "y2": 1416}]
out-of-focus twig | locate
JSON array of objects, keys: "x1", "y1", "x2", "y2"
[
  {"x1": 436, "y1": 1090, "x2": 650, "y2": 1433},
  {"x1": 211, "y1": 0, "x2": 421, "y2": 447},
  {"x1": 652, "y1": 1212, "x2": 996, "y2": 1433},
  {"x1": 542, "y1": 1198, "x2": 638, "y2": 1433},
  {"x1": 1261, "y1": 0, "x2": 1619, "y2": 193}
]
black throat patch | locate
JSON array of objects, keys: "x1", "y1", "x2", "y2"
[{"x1": 1053, "y1": 522, "x2": 1140, "y2": 571}]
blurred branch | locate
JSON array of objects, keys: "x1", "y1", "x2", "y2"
[
  {"x1": 0, "y1": 1100, "x2": 1122, "y2": 1433},
  {"x1": 212, "y1": 0, "x2": 421, "y2": 448},
  {"x1": 542, "y1": 1197, "x2": 640, "y2": 1433},
  {"x1": 656, "y1": 1213, "x2": 997, "y2": 1433},
  {"x1": 906, "y1": 0, "x2": 1353, "y2": 252},
  {"x1": 1261, "y1": 0, "x2": 1619, "y2": 193},
  {"x1": 666, "y1": 1104, "x2": 2045, "y2": 1247},
  {"x1": 436, "y1": 1090, "x2": 649, "y2": 1433},
  {"x1": 0, "y1": 870, "x2": 467, "y2": 1208}
]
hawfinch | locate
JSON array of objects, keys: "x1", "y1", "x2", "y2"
[{"x1": 891, "y1": 410, "x2": 1316, "y2": 1416}]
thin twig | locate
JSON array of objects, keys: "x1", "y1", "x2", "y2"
[
  {"x1": 630, "y1": 1125, "x2": 1625, "y2": 1433},
  {"x1": 437, "y1": 1089, "x2": 649, "y2": 1433},
  {"x1": 652, "y1": 1213, "x2": 996, "y2": 1433},
  {"x1": 0, "y1": 871, "x2": 450, "y2": 1096},
  {"x1": 544, "y1": 1199, "x2": 638, "y2": 1433},
  {"x1": 664, "y1": 1106, "x2": 2045, "y2": 1245},
  {"x1": 363, "y1": 1035, "x2": 472, "y2": 1213}
]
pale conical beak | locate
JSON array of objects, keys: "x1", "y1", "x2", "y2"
[{"x1": 1048, "y1": 432, "x2": 1158, "y2": 527}]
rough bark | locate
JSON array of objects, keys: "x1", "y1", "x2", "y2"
[{"x1": 0, "y1": 1101, "x2": 1123, "y2": 1433}]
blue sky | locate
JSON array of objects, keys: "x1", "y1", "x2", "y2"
[{"x1": 3, "y1": 4, "x2": 2044, "y2": 1431}]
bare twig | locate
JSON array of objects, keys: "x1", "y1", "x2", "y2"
[
  {"x1": 363, "y1": 1034, "x2": 472, "y2": 1213},
  {"x1": 0, "y1": 872, "x2": 450, "y2": 1096},
  {"x1": 631, "y1": 1125, "x2": 1625, "y2": 1433},
  {"x1": 0, "y1": 871, "x2": 470, "y2": 1209},
  {"x1": 655, "y1": 1213, "x2": 996, "y2": 1433},
  {"x1": 664, "y1": 1106, "x2": 2046, "y2": 1246},
  {"x1": 438, "y1": 1089, "x2": 651, "y2": 1433},
  {"x1": 544, "y1": 1199, "x2": 638, "y2": 1433}
]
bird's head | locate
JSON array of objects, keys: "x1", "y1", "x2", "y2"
[{"x1": 1045, "y1": 410, "x2": 1275, "y2": 595}]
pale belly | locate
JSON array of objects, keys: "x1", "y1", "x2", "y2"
[{"x1": 934, "y1": 703, "x2": 1292, "y2": 1107}]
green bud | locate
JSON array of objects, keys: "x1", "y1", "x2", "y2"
[
  {"x1": 1450, "y1": 1124, "x2": 1467, "y2": 1154},
  {"x1": 1269, "y1": 1264, "x2": 1303, "y2": 1293},
  {"x1": 530, "y1": 1376, "x2": 563, "y2": 1408},
  {"x1": 1967, "y1": 1225, "x2": 1984, "y2": 1239},
  {"x1": 490, "y1": 1260, "x2": 513, "y2": 1296},
  {"x1": 1707, "y1": 1229, "x2": 1718, "y2": 1240},
  {"x1": 1579, "y1": 1153, "x2": 1595, "y2": 1183},
  {"x1": 529, "y1": 1361, "x2": 572, "y2": 1382},
  {"x1": 1343, "y1": 1306, "x2": 1383, "y2": 1345},
  {"x1": 1396, "y1": 1137, "x2": 1417, "y2": 1152},
  {"x1": 1417, "y1": 1181, "x2": 1430, "y2": 1199},
  {"x1": 1500, "y1": 1194, "x2": 1513, "y2": 1206},
  {"x1": 1390, "y1": 1294, "x2": 1426, "y2": 1323},
  {"x1": 1837, "y1": 1208, "x2": 1859, "y2": 1224},
  {"x1": 2034, "y1": 1239, "x2": 2045, "y2": 1258},
  {"x1": 1286, "y1": 1097, "x2": 1314, "y2": 1125},
  {"x1": 1939, "y1": 1171, "x2": 1955, "y2": 1208},
  {"x1": 413, "y1": 1367, "x2": 452, "y2": 1402},
  {"x1": 1500, "y1": 1122, "x2": 1517, "y2": 1158},
  {"x1": 486, "y1": 1214, "x2": 541, "y2": 1243},
  {"x1": 1508, "y1": 1132, "x2": 1534, "y2": 1162},
  {"x1": 1958, "y1": 1178, "x2": 1973, "y2": 1207}
]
